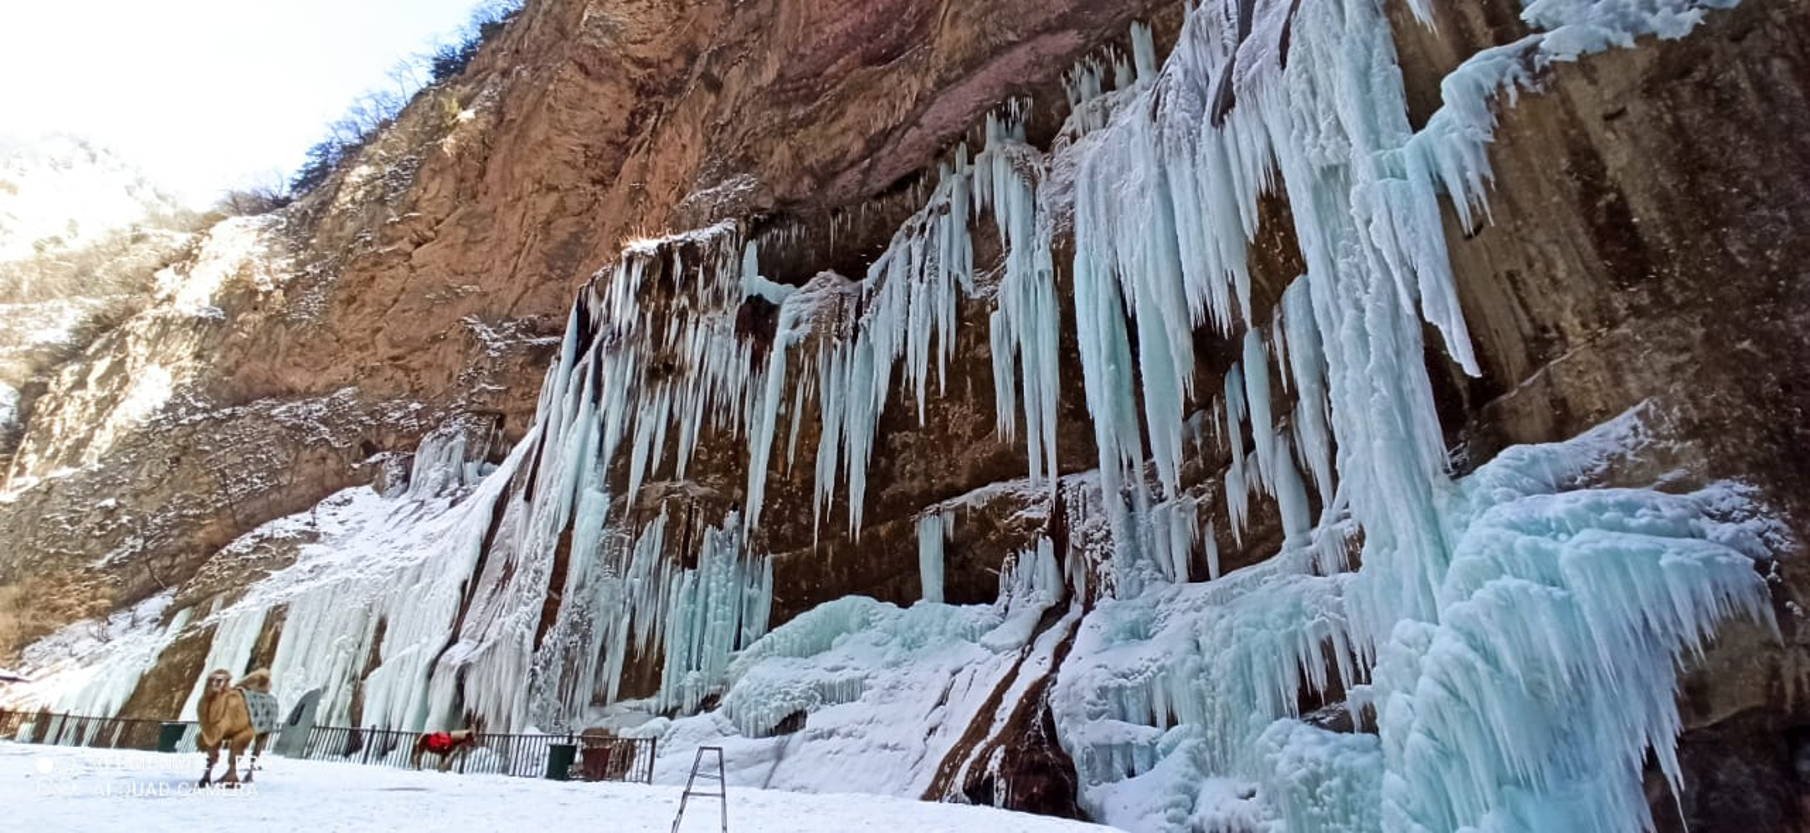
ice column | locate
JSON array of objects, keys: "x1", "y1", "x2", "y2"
[{"x1": 917, "y1": 509, "x2": 956, "y2": 603}]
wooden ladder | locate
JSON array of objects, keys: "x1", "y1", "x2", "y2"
[{"x1": 670, "y1": 746, "x2": 728, "y2": 833}]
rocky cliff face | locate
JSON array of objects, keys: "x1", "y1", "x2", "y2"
[
  {"x1": 0, "y1": 0, "x2": 1169, "y2": 647},
  {"x1": 4, "y1": 0, "x2": 1810, "y2": 831}
]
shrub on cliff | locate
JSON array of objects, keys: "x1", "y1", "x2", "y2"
[
  {"x1": 216, "y1": 173, "x2": 293, "y2": 217},
  {"x1": 448, "y1": 0, "x2": 522, "y2": 71},
  {"x1": 431, "y1": 1, "x2": 518, "y2": 83},
  {"x1": 287, "y1": 0, "x2": 523, "y2": 198}
]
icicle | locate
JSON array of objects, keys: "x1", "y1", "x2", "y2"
[
  {"x1": 1223, "y1": 362, "x2": 1251, "y2": 543},
  {"x1": 1270, "y1": 430, "x2": 1312, "y2": 550},
  {"x1": 744, "y1": 248, "x2": 807, "y2": 530},
  {"x1": 977, "y1": 110, "x2": 1061, "y2": 488},
  {"x1": 1148, "y1": 495, "x2": 1198, "y2": 583},
  {"x1": 1203, "y1": 521, "x2": 1222, "y2": 581},
  {"x1": 1072, "y1": 169, "x2": 1156, "y2": 587},
  {"x1": 1046, "y1": 3, "x2": 1772, "y2": 830},
  {"x1": 917, "y1": 509, "x2": 955, "y2": 604},
  {"x1": 1282, "y1": 276, "x2": 1335, "y2": 506},
  {"x1": 1241, "y1": 328, "x2": 1276, "y2": 493},
  {"x1": 812, "y1": 150, "x2": 977, "y2": 536}
]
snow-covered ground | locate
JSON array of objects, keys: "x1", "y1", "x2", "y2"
[{"x1": 0, "y1": 743, "x2": 1121, "y2": 832}]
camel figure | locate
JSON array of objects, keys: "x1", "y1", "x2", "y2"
[
  {"x1": 198, "y1": 668, "x2": 280, "y2": 787},
  {"x1": 409, "y1": 714, "x2": 486, "y2": 772}
]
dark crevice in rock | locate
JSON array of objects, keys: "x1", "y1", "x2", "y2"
[
  {"x1": 734, "y1": 294, "x2": 782, "y2": 362},
  {"x1": 956, "y1": 615, "x2": 1087, "y2": 820},
  {"x1": 347, "y1": 615, "x2": 389, "y2": 726},
  {"x1": 1647, "y1": 708, "x2": 1810, "y2": 833},
  {"x1": 248, "y1": 606, "x2": 287, "y2": 672},
  {"x1": 924, "y1": 602, "x2": 1074, "y2": 802},
  {"x1": 533, "y1": 522, "x2": 576, "y2": 652},
  {"x1": 118, "y1": 625, "x2": 214, "y2": 721}
]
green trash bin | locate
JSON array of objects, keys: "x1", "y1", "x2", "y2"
[
  {"x1": 545, "y1": 742, "x2": 577, "y2": 781},
  {"x1": 156, "y1": 722, "x2": 187, "y2": 753}
]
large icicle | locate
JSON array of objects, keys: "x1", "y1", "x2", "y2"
[
  {"x1": 977, "y1": 110, "x2": 1062, "y2": 489},
  {"x1": 812, "y1": 153, "x2": 976, "y2": 535},
  {"x1": 917, "y1": 508, "x2": 956, "y2": 603},
  {"x1": 1045, "y1": 0, "x2": 1775, "y2": 830}
]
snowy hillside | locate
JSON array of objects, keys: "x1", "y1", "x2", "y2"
[
  {"x1": 0, "y1": 135, "x2": 202, "y2": 448},
  {"x1": 1, "y1": 744, "x2": 1121, "y2": 833},
  {"x1": 0, "y1": 135, "x2": 190, "y2": 263}
]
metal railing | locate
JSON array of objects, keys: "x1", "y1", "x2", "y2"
[
  {"x1": 291, "y1": 724, "x2": 656, "y2": 782},
  {"x1": 0, "y1": 709, "x2": 201, "y2": 751},
  {"x1": 0, "y1": 708, "x2": 655, "y2": 784},
  {"x1": 576, "y1": 734, "x2": 658, "y2": 784}
]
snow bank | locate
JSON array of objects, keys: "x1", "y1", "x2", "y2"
[
  {"x1": 616, "y1": 541, "x2": 1070, "y2": 797},
  {"x1": 0, "y1": 743, "x2": 1118, "y2": 833}
]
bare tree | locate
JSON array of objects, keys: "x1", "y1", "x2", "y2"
[
  {"x1": 217, "y1": 169, "x2": 293, "y2": 216},
  {"x1": 287, "y1": 0, "x2": 526, "y2": 198}
]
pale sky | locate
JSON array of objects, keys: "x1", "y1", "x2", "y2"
[{"x1": 0, "y1": 0, "x2": 492, "y2": 205}]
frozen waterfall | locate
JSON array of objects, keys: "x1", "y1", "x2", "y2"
[{"x1": 17, "y1": 1, "x2": 1779, "y2": 831}]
